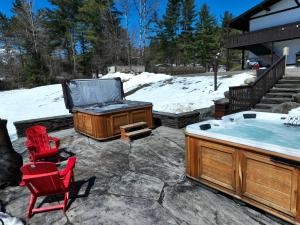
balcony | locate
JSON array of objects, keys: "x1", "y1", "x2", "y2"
[{"x1": 225, "y1": 21, "x2": 300, "y2": 49}]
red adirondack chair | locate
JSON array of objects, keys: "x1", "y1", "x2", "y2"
[
  {"x1": 20, "y1": 157, "x2": 77, "y2": 219},
  {"x1": 25, "y1": 125, "x2": 60, "y2": 162}
]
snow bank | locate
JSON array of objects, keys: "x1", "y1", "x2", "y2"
[
  {"x1": 101, "y1": 72, "x2": 172, "y2": 92},
  {"x1": 0, "y1": 71, "x2": 254, "y2": 139},
  {"x1": 289, "y1": 107, "x2": 300, "y2": 116},
  {"x1": 0, "y1": 84, "x2": 69, "y2": 140},
  {"x1": 127, "y1": 72, "x2": 255, "y2": 113}
]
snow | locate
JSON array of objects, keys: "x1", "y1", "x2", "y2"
[
  {"x1": 127, "y1": 72, "x2": 254, "y2": 113},
  {"x1": 0, "y1": 84, "x2": 69, "y2": 140},
  {"x1": 0, "y1": 212, "x2": 24, "y2": 225},
  {"x1": 289, "y1": 107, "x2": 300, "y2": 116},
  {"x1": 101, "y1": 72, "x2": 172, "y2": 92},
  {"x1": 0, "y1": 71, "x2": 254, "y2": 140}
]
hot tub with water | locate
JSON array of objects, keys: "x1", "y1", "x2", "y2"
[{"x1": 185, "y1": 111, "x2": 300, "y2": 224}]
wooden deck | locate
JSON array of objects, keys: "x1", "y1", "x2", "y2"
[{"x1": 225, "y1": 21, "x2": 300, "y2": 49}]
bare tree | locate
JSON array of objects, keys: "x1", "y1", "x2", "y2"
[{"x1": 133, "y1": 0, "x2": 158, "y2": 64}]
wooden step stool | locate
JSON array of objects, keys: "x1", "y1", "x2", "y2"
[{"x1": 120, "y1": 122, "x2": 152, "y2": 142}]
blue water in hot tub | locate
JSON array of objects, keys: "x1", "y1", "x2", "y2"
[{"x1": 209, "y1": 119, "x2": 300, "y2": 150}]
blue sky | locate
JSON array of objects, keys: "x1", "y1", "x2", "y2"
[{"x1": 1, "y1": 0, "x2": 262, "y2": 28}]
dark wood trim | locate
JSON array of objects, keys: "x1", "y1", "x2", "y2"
[
  {"x1": 250, "y1": 5, "x2": 300, "y2": 20},
  {"x1": 241, "y1": 50, "x2": 245, "y2": 70},
  {"x1": 271, "y1": 42, "x2": 274, "y2": 64},
  {"x1": 229, "y1": 56, "x2": 286, "y2": 113},
  {"x1": 225, "y1": 20, "x2": 300, "y2": 49}
]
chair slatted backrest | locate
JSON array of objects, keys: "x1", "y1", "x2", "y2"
[
  {"x1": 21, "y1": 162, "x2": 65, "y2": 195},
  {"x1": 26, "y1": 126, "x2": 50, "y2": 152}
]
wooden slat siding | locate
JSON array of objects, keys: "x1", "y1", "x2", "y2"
[
  {"x1": 225, "y1": 21, "x2": 300, "y2": 49},
  {"x1": 186, "y1": 133, "x2": 300, "y2": 224},
  {"x1": 229, "y1": 56, "x2": 286, "y2": 113}
]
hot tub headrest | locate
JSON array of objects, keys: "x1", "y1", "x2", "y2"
[{"x1": 62, "y1": 78, "x2": 125, "y2": 110}]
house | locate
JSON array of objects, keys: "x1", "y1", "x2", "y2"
[{"x1": 225, "y1": 0, "x2": 300, "y2": 67}]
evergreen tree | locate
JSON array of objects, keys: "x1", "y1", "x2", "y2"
[
  {"x1": 157, "y1": 0, "x2": 181, "y2": 64},
  {"x1": 180, "y1": 0, "x2": 196, "y2": 65},
  {"x1": 195, "y1": 4, "x2": 219, "y2": 70},
  {"x1": 46, "y1": 0, "x2": 82, "y2": 77},
  {"x1": 78, "y1": 0, "x2": 125, "y2": 74},
  {"x1": 219, "y1": 11, "x2": 240, "y2": 70}
]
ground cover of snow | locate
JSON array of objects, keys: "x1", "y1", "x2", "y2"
[
  {"x1": 0, "y1": 72, "x2": 254, "y2": 140},
  {"x1": 289, "y1": 107, "x2": 300, "y2": 116},
  {"x1": 0, "y1": 212, "x2": 24, "y2": 225},
  {"x1": 0, "y1": 84, "x2": 69, "y2": 140},
  {"x1": 101, "y1": 72, "x2": 172, "y2": 92},
  {"x1": 126, "y1": 73, "x2": 254, "y2": 113}
]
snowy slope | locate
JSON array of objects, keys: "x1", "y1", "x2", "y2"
[
  {"x1": 289, "y1": 107, "x2": 300, "y2": 116},
  {"x1": 0, "y1": 84, "x2": 69, "y2": 140},
  {"x1": 127, "y1": 73, "x2": 254, "y2": 113},
  {"x1": 101, "y1": 72, "x2": 172, "y2": 92},
  {"x1": 0, "y1": 72, "x2": 254, "y2": 140}
]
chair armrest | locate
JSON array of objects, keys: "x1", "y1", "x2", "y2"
[
  {"x1": 20, "y1": 180, "x2": 26, "y2": 187},
  {"x1": 49, "y1": 136, "x2": 60, "y2": 149},
  {"x1": 59, "y1": 157, "x2": 77, "y2": 177}
]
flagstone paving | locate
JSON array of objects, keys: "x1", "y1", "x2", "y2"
[{"x1": 0, "y1": 127, "x2": 289, "y2": 225}]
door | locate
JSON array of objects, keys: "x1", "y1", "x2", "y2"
[
  {"x1": 241, "y1": 152, "x2": 298, "y2": 216},
  {"x1": 198, "y1": 141, "x2": 237, "y2": 192}
]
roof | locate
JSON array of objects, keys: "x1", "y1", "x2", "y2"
[{"x1": 229, "y1": 0, "x2": 282, "y2": 31}]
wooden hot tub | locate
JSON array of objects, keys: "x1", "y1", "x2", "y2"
[
  {"x1": 185, "y1": 111, "x2": 300, "y2": 224},
  {"x1": 62, "y1": 78, "x2": 153, "y2": 140}
]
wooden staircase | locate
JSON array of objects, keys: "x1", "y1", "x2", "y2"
[
  {"x1": 120, "y1": 122, "x2": 152, "y2": 142},
  {"x1": 255, "y1": 76, "x2": 300, "y2": 112}
]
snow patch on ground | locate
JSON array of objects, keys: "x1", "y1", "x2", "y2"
[
  {"x1": 0, "y1": 212, "x2": 24, "y2": 225},
  {"x1": 127, "y1": 72, "x2": 254, "y2": 113},
  {"x1": 0, "y1": 72, "x2": 254, "y2": 139},
  {"x1": 289, "y1": 107, "x2": 300, "y2": 116},
  {"x1": 101, "y1": 72, "x2": 172, "y2": 92},
  {"x1": 0, "y1": 84, "x2": 69, "y2": 140}
]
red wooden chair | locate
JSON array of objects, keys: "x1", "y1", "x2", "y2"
[
  {"x1": 25, "y1": 125, "x2": 60, "y2": 162},
  {"x1": 20, "y1": 157, "x2": 77, "y2": 219}
]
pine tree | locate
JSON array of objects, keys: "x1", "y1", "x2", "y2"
[
  {"x1": 78, "y1": 0, "x2": 125, "y2": 73},
  {"x1": 47, "y1": 0, "x2": 82, "y2": 77},
  {"x1": 180, "y1": 0, "x2": 196, "y2": 65},
  {"x1": 157, "y1": 0, "x2": 181, "y2": 64},
  {"x1": 219, "y1": 11, "x2": 240, "y2": 70},
  {"x1": 195, "y1": 4, "x2": 219, "y2": 70}
]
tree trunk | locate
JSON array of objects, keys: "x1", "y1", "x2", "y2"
[{"x1": 0, "y1": 119, "x2": 23, "y2": 188}]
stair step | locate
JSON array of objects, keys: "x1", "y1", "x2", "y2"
[
  {"x1": 255, "y1": 103, "x2": 278, "y2": 109},
  {"x1": 260, "y1": 97, "x2": 292, "y2": 104},
  {"x1": 282, "y1": 76, "x2": 300, "y2": 80},
  {"x1": 278, "y1": 80, "x2": 300, "y2": 84},
  {"x1": 123, "y1": 128, "x2": 152, "y2": 141},
  {"x1": 275, "y1": 84, "x2": 300, "y2": 89},
  {"x1": 120, "y1": 122, "x2": 147, "y2": 132},
  {"x1": 265, "y1": 92, "x2": 295, "y2": 98},
  {"x1": 270, "y1": 88, "x2": 300, "y2": 93}
]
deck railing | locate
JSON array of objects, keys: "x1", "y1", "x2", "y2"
[
  {"x1": 229, "y1": 56, "x2": 286, "y2": 113},
  {"x1": 225, "y1": 21, "x2": 300, "y2": 49}
]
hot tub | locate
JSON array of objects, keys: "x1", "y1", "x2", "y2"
[{"x1": 185, "y1": 111, "x2": 300, "y2": 224}]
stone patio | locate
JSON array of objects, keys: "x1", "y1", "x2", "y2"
[{"x1": 0, "y1": 127, "x2": 289, "y2": 225}]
